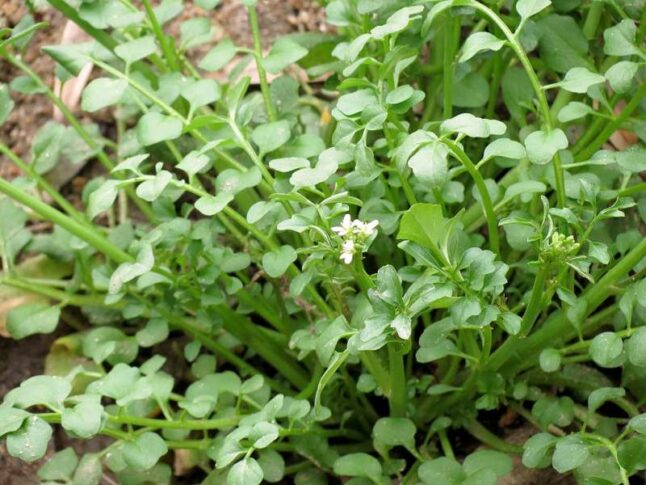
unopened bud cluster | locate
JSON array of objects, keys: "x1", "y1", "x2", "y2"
[{"x1": 541, "y1": 232, "x2": 580, "y2": 263}]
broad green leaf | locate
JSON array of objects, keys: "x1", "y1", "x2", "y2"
[
  {"x1": 373, "y1": 417, "x2": 416, "y2": 450},
  {"x1": 251, "y1": 120, "x2": 291, "y2": 154},
  {"x1": 336, "y1": 89, "x2": 378, "y2": 116},
  {"x1": 181, "y1": 79, "x2": 221, "y2": 111},
  {"x1": 452, "y1": 72, "x2": 489, "y2": 108},
  {"x1": 552, "y1": 435, "x2": 589, "y2": 473},
  {"x1": 502, "y1": 67, "x2": 534, "y2": 123},
  {"x1": 10, "y1": 75, "x2": 46, "y2": 94},
  {"x1": 6, "y1": 416, "x2": 52, "y2": 463},
  {"x1": 626, "y1": 327, "x2": 646, "y2": 367},
  {"x1": 558, "y1": 101, "x2": 592, "y2": 122},
  {"x1": 4, "y1": 375, "x2": 71, "y2": 411},
  {"x1": 441, "y1": 113, "x2": 506, "y2": 138},
  {"x1": 605, "y1": 61, "x2": 639, "y2": 93},
  {"x1": 123, "y1": 432, "x2": 168, "y2": 471},
  {"x1": 463, "y1": 450, "x2": 512, "y2": 478},
  {"x1": 408, "y1": 142, "x2": 448, "y2": 187},
  {"x1": 459, "y1": 32, "x2": 505, "y2": 63},
  {"x1": 177, "y1": 151, "x2": 211, "y2": 177},
  {"x1": 524, "y1": 128, "x2": 568, "y2": 164},
  {"x1": 115, "y1": 36, "x2": 157, "y2": 64},
  {"x1": 72, "y1": 453, "x2": 102, "y2": 485},
  {"x1": 604, "y1": 20, "x2": 640, "y2": 57},
  {"x1": 556, "y1": 67, "x2": 605, "y2": 93},
  {"x1": 629, "y1": 414, "x2": 646, "y2": 434},
  {"x1": 589, "y1": 331, "x2": 624, "y2": 368},
  {"x1": 617, "y1": 435, "x2": 646, "y2": 473},
  {"x1": 38, "y1": 447, "x2": 78, "y2": 482},
  {"x1": 516, "y1": 0, "x2": 551, "y2": 20},
  {"x1": 522, "y1": 433, "x2": 557, "y2": 468},
  {"x1": 289, "y1": 155, "x2": 337, "y2": 188},
  {"x1": 370, "y1": 6, "x2": 424, "y2": 39},
  {"x1": 532, "y1": 395, "x2": 574, "y2": 427},
  {"x1": 228, "y1": 457, "x2": 264, "y2": 485},
  {"x1": 333, "y1": 452, "x2": 382, "y2": 482},
  {"x1": 398, "y1": 203, "x2": 453, "y2": 258},
  {"x1": 418, "y1": 457, "x2": 465, "y2": 484},
  {"x1": 262, "y1": 245, "x2": 297, "y2": 278},
  {"x1": 88, "y1": 180, "x2": 120, "y2": 220},
  {"x1": 0, "y1": 83, "x2": 15, "y2": 124},
  {"x1": 587, "y1": 387, "x2": 625, "y2": 413},
  {"x1": 257, "y1": 449, "x2": 284, "y2": 483},
  {"x1": 7, "y1": 303, "x2": 60, "y2": 339},
  {"x1": 483, "y1": 138, "x2": 526, "y2": 161},
  {"x1": 61, "y1": 397, "x2": 104, "y2": 439},
  {"x1": 262, "y1": 37, "x2": 308, "y2": 74},
  {"x1": 199, "y1": 38, "x2": 236, "y2": 71},
  {"x1": 31, "y1": 121, "x2": 65, "y2": 174},
  {"x1": 136, "y1": 171, "x2": 173, "y2": 202},
  {"x1": 109, "y1": 244, "x2": 154, "y2": 294},
  {"x1": 269, "y1": 157, "x2": 310, "y2": 172},
  {"x1": 137, "y1": 112, "x2": 183, "y2": 146},
  {"x1": 195, "y1": 192, "x2": 233, "y2": 216},
  {"x1": 0, "y1": 407, "x2": 30, "y2": 438},
  {"x1": 180, "y1": 18, "x2": 214, "y2": 50},
  {"x1": 537, "y1": 15, "x2": 590, "y2": 73},
  {"x1": 216, "y1": 167, "x2": 262, "y2": 195},
  {"x1": 42, "y1": 42, "x2": 93, "y2": 76}
]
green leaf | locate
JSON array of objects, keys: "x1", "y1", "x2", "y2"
[
  {"x1": 72, "y1": 453, "x2": 102, "y2": 485},
  {"x1": 539, "y1": 348, "x2": 561, "y2": 372},
  {"x1": 333, "y1": 453, "x2": 383, "y2": 482},
  {"x1": 587, "y1": 387, "x2": 625, "y2": 413},
  {"x1": 115, "y1": 35, "x2": 157, "y2": 64},
  {"x1": 459, "y1": 32, "x2": 505, "y2": 63},
  {"x1": 61, "y1": 397, "x2": 104, "y2": 439},
  {"x1": 397, "y1": 203, "x2": 453, "y2": 258},
  {"x1": 522, "y1": 433, "x2": 557, "y2": 468},
  {"x1": 38, "y1": 447, "x2": 78, "y2": 482},
  {"x1": 373, "y1": 417, "x2": 416, "y2": 450},
  {"x1": 370, "y1": 6, "x2": 424, "y2": 39},
  {"x1": 483, "y1": 138, "x2": 526, "y2": 161},
  {"x1": 7, "y1": 302, "x2": 60, "y2": 339},
  {"x1": 251, "y1": 120, "x2": 291, "y2": 154},
  {"x1": 604, "y1": 20, "x2": 640, "y2": 57},
  {"x1": 463, "y1": 450, "x2": 512, "y2": 478},
  {"x1": 617, "y1": 435, "x2": 646, "y2": 473},
  {"x1": 629, "y1": 414, "x2": 646, "y2": 434},
  {"x1": 137, "y1": 112, "x2": 183, "y2": 146},
  {"x1": 181, "y1": 79, "x2": 221, "y2": 112},
  {"x1": 532, "y1": 396, "x2": 574, "y2": 427},
  {"x1": 502, "y1": 67, "x2": 534, "y2": 123},
  {"x1": 180, "y1": 17, "x2": 214, "y2": 50},
  {"x1": 123, "y1": 432, "x2": 168, "y2": 471},
  {"x1": 195, "y1": 193, "x2": 234, "y2": 216},
  {"x1": 4, "y1": 375, "x2": 71, "y2": 411},
  {"x1": 269, "y1": 157, "x2": 310, "y2": 172},
  {"x1": 0, "y1": 83, "x2": 15, "y2": 124},
  {"x1": 228, "y1": 457, "x2": 264, "y2": 485},
  {"x1": 42, "y1": 42, "x2": 93, "y2": 76},
  {"x1": 31, "y1": 121, "x2": 65, "y2": 174},
  {"x1": 257, "y1": 449, "x2": 284, "y2": 483},
  {"x1": 136, "y1": 171, "x2": 173, "y2": 202},
  {"x1": 452, "y1": 72, "x2": 490, "y2": 108},
  {"x1": 289, "y1": 155, "x2": 337, "y2": 188},
  {"x1": 418, "y1": 457, "x2": 465, "y2": 484},
  {"x1": 88, "y1": 180, "x2": 120, "y2": 219},
  {"x1": 589, "y1": 331, "x2": 624, "y2": 368},
  {"x1": 441, "y1": 113, "x2": 506, "y2": 138},
  {"x1": 626, "y1": 327, "x2": 646, "y2": 367},
  {"x1": 262, "y1": 245, "x2": 297, "y2": 278},
  {"x1": 524, "y1": 128, "x2": 568, "y2": 164},
  {"x1": 6, "y1": 416, "x2": 52, "y2": 463},
  {"x1": 537, "y1": 15, "x2": 590, "y2": 73},
  {"x1": 262, "y1": 37, "x2": 308, "y2": 74},
  {"x1": 605, "y1": 61, "x2": 639, "y2": 94},
  {"x1": 557, "y1": 101, "x2": 592, "y2": 123},
  {"x1": 408, "y1": 141, "x2": 448, "y2": 187},
  {"x1": 0, "y1": 407, "x2": 30, "y2": 438},
  {"x1": 516, "y1": 0, "x2": 551, "y2": 19},
  {"x1": 109, "y1": 244, "x2": 154, "y2": 294},
  {"x1": 552, "y1": 435, "x2": 589, "y2": 473},
  {"x1": 556, "y1": 67, "x2": 605, "y2": 93},
  {"x1": 199, "y1": 38, "x2": 236, "y2": 71}
]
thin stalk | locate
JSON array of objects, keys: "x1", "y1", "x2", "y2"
[
  {"x1": 463, "y1": 418, "x2": 523, "y2": 453},
  {"x1": 0, "y1": 50, "x2": 156, "y2": 221},
  {"x1": 442, "y1": 16, "x2": 459, "y2": 119},
  {"x1": 388, "y1": 344, "x2": 407, "y2": 417},
  {"x1": 247, "y1": 6, "x2": 277, "y2": 122},
  {"x1": 518, "y1": 265, "x2": 548, "y2": 337},
  {"x1": 443, "y1": 140, "x2": 500, "y2": 256},
  {"x1": 141, "y1": 0, "x2": 179, "y2": 70},
  {"x1": 0, "y1": 142, "x2": 82, "y2": 221},
  {"x1": 575, "y1": 81, "x2": 646, "y2": 162}
]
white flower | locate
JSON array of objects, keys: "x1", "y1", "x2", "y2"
[
  {"x1": 353, "y1": 219, "x2": 379, "y2": 238},
  {"x1": 332, "y1": 214, "x2": 354, "y2": 237},
  {"x1": 340, "y1": 239, "x2": 355, "y2": 264}
]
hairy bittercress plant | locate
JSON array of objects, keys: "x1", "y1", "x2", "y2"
[{"x1": 0, "y1": 0, "x2": 645, "y2": 483}]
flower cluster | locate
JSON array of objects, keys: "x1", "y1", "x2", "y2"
[
  {"x1": 332, "y1": 215, "x2": 379, "y2": 264},
  {"x1": 541, "y1": 232, "x2": 581, "y2": 263}
]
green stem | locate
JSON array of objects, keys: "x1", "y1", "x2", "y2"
[
  {"x1": 442, "y1": 16, "x2": 458, "y2": 119},
  {"x1": 575, "y1": 81, "x2": 646, "y2": 162},
  {"x1": 141, "y1": 0, "x2": 179, "y2": 70},
  {"x1": 0, "y1": 142, "x2": 82, "y2": 222},
  {"x1": 443, "y1": 140, "x2": 500, "y2": 256},
  {"x1": 463, "y1": 418, "x2": 523, "y2": 453},
  {"x1": 247, "y1": 6, "x2": 278, "y2": 122},
  {"x1": 518, "y1": 265, "x2": 548, "y2": 337},
  {"x1": 388, "y1": 343, "x2": 407, "y2": 417}
]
